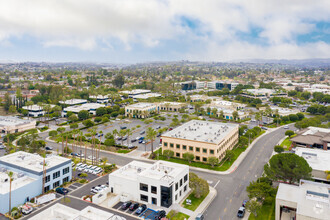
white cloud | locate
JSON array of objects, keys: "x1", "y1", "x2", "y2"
[{"x1": 0, "y1": 0, "x2": 329, "y2": 60}]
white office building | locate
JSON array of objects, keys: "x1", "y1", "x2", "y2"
[
  {"x1": 0, "y1": 151, "x2": 72, "y2": 214},
  {"x1": 62, "y1": 103, "x2": 105, "y2": 117},
  {"x1": 89, "y1": 95, "x2": 110, "y2": 103},
  {"x1": 59, "y1": 99, "x2": 87, "y2": 106},
  {"x1": 22, "y1": 104, "x2": 55, "y2": 117},
  {"x1": 0, "y1": 116, "x2": 36, "y2": 134},
  {"x1": 109, "y1": 160, "x2": 189, "y2": 208}
]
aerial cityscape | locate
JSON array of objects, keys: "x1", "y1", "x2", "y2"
[{"x1": 0, "y1": 1, "x2": 329, "y2": 220}]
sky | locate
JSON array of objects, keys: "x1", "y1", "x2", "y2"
[{"x1": 0, "y1": 0, "x2": 330, "y2": 63}]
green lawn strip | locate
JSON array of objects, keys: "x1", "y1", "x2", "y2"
[
  {"x1": 173, "y1": 212, "x2": 190, "y2": 220},
  {"x1": 280, "y1": 134, "x2": 296, "y2": 150},
  {"x1": 183, "y1": 191, "x2": 209, "y2": 211},
  {"x1": 248, "y1": 197, "x2": 275, "y2": 220},
  {"x1": 116, "y1": 149, "x2": 131, "y2": 154}
]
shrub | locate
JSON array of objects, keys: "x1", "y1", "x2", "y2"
[
  {"x1": 49, "y1": 130, "x2": 58, "y2": 137},
  {"x1": 94, "y1": 117, "x2": 102, "y2": 123},
  {"x1": 274, "y1": 145, "x2": 284, "y2": 153}
]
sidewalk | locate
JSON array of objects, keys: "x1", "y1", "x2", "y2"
[{"x1": 188, "y1": 186, "x2": 217, "y2": 220}]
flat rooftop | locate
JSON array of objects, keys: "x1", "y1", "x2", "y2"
[
  {"x1": 0, "y1": 151, "x2": 71, "y2": 173},
  {"x1": 277, "y1": 180, "x2": 330, "y2": 220},
  {"x1": 134, "y1": 93, "x2": 162, "y2": 99},
  {"x1": 162, "y1": 120, "x2": 238, "y2": 144},
  {"x1": 111, "y1": 161, "x2": 152, "y2": 181},
  {"x1": 89, "y1": 95, "x2": 109, "y2": 99},
  {"x1": 295, "y1": 147, "x2": 330, "y2": 172},
  {"x1": 0, "y1": 116, "x2": 35, "y2": 127},
  {"x1": 270, "y1": 107, "x2": 300, "y2": 114},
  {"x1": 301, "y1": 127, "x2": 329, "y2": 136},
  {"x1": 23, "y1": 104, "x2": 55, "y2": 111},
  {"x1": 0, "y1": 168, "x2": 37, "y2": 194},
  {"x1": 59, "y1": 99, "x2": 87, "y2": 105},
  {"x1": 126, "y1": 102, "x2": 156, "y2": 109},
  {"x1": 245, "y1": 88, "x2": 276, "y2": 95},
  {"x1": 120, "y1": 89, "x2": 151, "y2": 95},
  {"x1": 64, "y1": 103, "x2": 105, "y2": 112}
]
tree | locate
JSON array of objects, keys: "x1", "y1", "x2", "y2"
[
  {"x1": 296, "y1": 113, "x2": 304, "y2": 120},
  {"x1": 285, "y1": 130, "x2": 294, "y2": 137},
  {"x1": 7, "y1": 171, "x2": 13, "y2": 217},
  {"x1": 189, "y1": 172, "x2": 209, "y2": 198},
  {"x1": 82, "y1": 119, "x2": 94, "y2": 127},
  {"x1": 96, "y1": 107, "x2": 107, "y2": 116},
  {"x1": 301, "y1": 91, "x2": 311, "y2": 100},
  {"x1": 289, "y1": 114, "x2": 298, "y2": 122},
  {"x1": 224, "y1": 150, "x2": 234, "y2": 161},
  {"x1": 239, "y1": 136, "x2": 249, "y2": 148},
  {"x1": 48, "y1": 130, "x2": 58, "y2": 137},
  {"x1": 264, "y1": 153, "x2": 312, "y2": 184},
  {"x1": 68, "y1": 114, "x2": 78, "y2": 122},
  {"x1": 70, "y1": 123, "x2": 79, "y2": 129},
  {"x1": 146, "y1": 127, "x2": 157, "y2": 154},
  {"x1": 94, "y1": 117, "x2": 102, "y2": 123},
  {"x1": 163, "y1": 150, "x2": 174, "y2": 159},
  {"x1": 113, "y1": 74, "x2": 125, "y2": 88},
  {"x1": 208, "y1": 157, "x2": 219, "y2": 167},
  {"x1": 246, "y1": 181, "x2": 275, "y2": 201},
  {"x1": 183, "y1": 152, "x2": 194, "y2": 163},
  {"x1": 78, "y1": 110, "x2": 89, "y2": 120},
  {"x1": 245, "y1": 199, "x2": 262, "y2": 217},
  {"x1": 255, "y1": 112, "x2": 262, "y2": 125},
  {"x1": 274, "y1": 145, "x2": 284, "y2": 153},
  {"x1": 104, "y1": 138, "x2": 115, "y2": 146},
  {"x1": 232, "y1": 111, "x2": 239, "y2": 120}
]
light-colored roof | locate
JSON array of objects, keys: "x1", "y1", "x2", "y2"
[
  {"x1": 0, "y1": 151, "x2": 71, "y2": 173},
  {"x1": 120, "y1": 89, "x2": 151, "y2": 95},
  {"x1": 270, "y1": 107, "x2": 300, "y2": 115},
  {"x1": 63, "y1": 103, "x2": 105, "y2": 113},
  {"x1": 295, "y1": 147, "x2": 330, "y2": 172},
  {"x1": 245, "y1": 88, "x2": 276, "y2": 95},
  {"x1": 89, "y1": 95, "x2": 109, "y2": 99},
  {"x1": 134, "y1": 93, "x2": 162, "y2": 99},
  {"x1": 59, "y1": 99, "x2": 87, "y2": 105},
  {"x1": 0, "y1": 116, "x2": 35, "y2": 127},
  {"x1": 277, "y1": 180, "x2": 330, "y2": 220},
  {"x1": 23, "y1": 104, "x2": 55, "y2": 111},
  {"x1": 126, "y1": 102, "x2": 156, "y2": 109},
  {"x1": 0, "y1": 169, "x2": 37, "y2": 194},
  {"x1": 111, "y1": 160, "x2": 152, "y2": 181},
  {"x1": 162, "y1": 120, "x2": 238, "y2": 144}
]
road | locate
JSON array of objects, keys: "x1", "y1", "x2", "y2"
[{"x1": 40, "y1": 123, "x2": 295, "y2": 220}]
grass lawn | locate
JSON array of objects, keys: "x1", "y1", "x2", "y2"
[
  {"x1": 116, "y1": 149, "x2": 131, "y2": 154},
  {"x1": 183, "y1": 192, "x2": 209, "y2": 211},
  {"x1": 280, "y1": 134, "x2": 296, "y2": 150},
  {"x1": 248, "y1": 197, "x2": 275, "y2": 220},
  {"x1": 167, "y1": 211, "x2": 190, "y2": 220}
]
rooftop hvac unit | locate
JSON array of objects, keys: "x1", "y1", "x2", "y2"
[
  {"x1": 137, "y1": 168, "x2": 142, "y2": 173},
  {"x1": 18, "y1": 173, "x2": 25, "y2": 178}
]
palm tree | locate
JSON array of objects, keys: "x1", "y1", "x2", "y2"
[
  {"x1": 7, "y1": 171, "x2": 13, "y2": 217},
  {"x1": 42, "y1": 155, "x2": 47, "y2": 194},
  {"x1": 57, "y1": 127, "x2": 66, "y2": 155},
  {"x1": 44, "y1": 104, "x2": 52, "y2": 125},
  {"x1": 88, "y1": 128, "x2": 97, "y2": 165},
  {"x1": 119, "y1": 129, "x2": 127, "y2": 146},
  {"x1": 112, "y1": 129, "x2": 118, "y2": 139},
  {"x1": 126, "y1": 128, "x2": 132, "y2": 146},
  {"x1": 146, "y1": 127, "x2": 157, "y2": 154}
]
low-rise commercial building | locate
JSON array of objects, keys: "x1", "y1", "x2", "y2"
[
  {"x1": 159, "y1": 102, "x2": 187, "y2": 112},
  {"x1": 276, "y1": 180, "x2": 330, "y2": 220},
  {"x1": 294, "y1": 147, "x2": 330, "y2": 182},
  {"x1": 162, "y1": 120, "x2": 239, "y2": 162},
  {"x1": 242, "y1": 89, "x2": 287, "y2": 100},
  {"x1": 59, "y1": 99, "x2": 87, "y2": 106},
  {"x1": 125, "y1": 102, "x2": 157, "y2": 118},
  {"x1": 89, "y1": 95, "x2": 109, "y2": 103},
  {"x1": 189, "y1": 94, "x2": 221, "y2": 102},
  {"x1": 207, "y1": 81, "x2": 239, "y2": 91},
  {"x1": 0, "y1": 151, "x2": 72, "y2": 214},
  {"x1": 108, "y1": 160, "x2": 189, "y2": 208},
  {"x1": 62, "y1": 103, "x2": 105, "y2": 117},
  {"x1": 120, "y1": 89, "x2": 151, "y2": 98},
  {"x1": 208, "y1": 100, "x2": 246, "y2": 111},
  {"x1": 269, "y1": 107, "x2": 300, "y2": 117},
  {"x1": 0, "y1": 116, "x2": 36, "y2": 134},
  {"x1": 22, "y1": 104, "x2": 55, "y2": 117},
  {"x1": 133, "y1": 93, "x2": 162, "y2": 99},
  {"x1": 291, "y1": 127, "x2": 330, "y2": 150}
]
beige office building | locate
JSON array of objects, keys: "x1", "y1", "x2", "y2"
[
  {"x1": 0, "y1": 116, "x2": 36, "y2": 134},
  {"x1": 161, "y1": 120, "x2": 239, "y2": 162},
  {"x1": 159, "y1": 102, "x2": 187, "y2": 112},
  {"x1": 125, "y1": 103, "x2": 157, "y2": 118}
]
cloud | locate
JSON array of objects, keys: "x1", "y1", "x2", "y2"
[{"x1": 0, "y1": 0, "x2": 329, "y2": 61}]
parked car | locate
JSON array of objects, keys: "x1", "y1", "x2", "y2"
[
  {"x1": 195, "y1": 213, "x2": 204, "y2": 220},
  {"x1": 131, "y1": 139, "x2": 137, "y2": 143},
  {"x1": 45, "y1": 146, "x2": 53, "y2": 150},
  {"x1": 71, "y1": 152, "x2": 78, "y2": 156},
  {"x1": 135, "y1": 204, "x2": 147, "y2": 215},
  {"x1": 91, "y1": 186, "x2": 102, "y2": 193},
  {"x1": 56, "y1": 187, "x2": 68, "y2": 195},
  {"x1": 156, "y1": 133, "x2": 161, "y2": 137},
  {"x1": 138, "y1": 139, "x2": 144, "y2": 144},
  {"x1": 140, "y1": 131, "x2": 145, "y2": 135},
  {"x1": 284, "y1": 125, "x2": 289, "y2": 129},
  {"x1": 120, "y1": 126, "x2": 127, "y2": 130},
  {"x1": 156, "y1": 126, "x2": 161, "y2": 129},
  {"x1": 155, "y1": 210, "x2": 166, "y2": 219},
  {"x1": 21, "y1": 205, "x2": 33, "y2": 215},
  {"x1": 261, "y1": 127, "x2": 268, "y2": 130},
  {"x1": 122, "y1": 136, "x2": 127, "y2": 141},
  {"x1": 136, "y1": 137, "x2": 141, "y2": 140},
  {"x1": 121, "y1": 201, "x2": 132, "y2": 210},
  {"x1": 0, "y1": 145, "x2": 5, "y2": 149},
  {"x1": 76, "y1": 163, "x2": 83, "y2": 167},
  {"x1": 129, "y1": 202, "x2": 139, "y2": 211},
  {"x1": 237, "y1": 207, "x2": 245, "y2": 218}
]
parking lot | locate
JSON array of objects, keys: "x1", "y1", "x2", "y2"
[
  {"x1": 112, "y1": 201, "x2": 161, "y2": 220},
  {"x1": 70, "y1": 174, "x2": 109, "y2": 198}
]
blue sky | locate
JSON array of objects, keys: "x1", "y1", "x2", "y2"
[{"x1": 0, "y1": 0, "x2": 330, "y2": 63}]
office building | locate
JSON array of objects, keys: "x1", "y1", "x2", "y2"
[
  {"x1": 133, "y1": 93, "x2": 162, "y2": 99},
  {"x1": 0, "y1": 151, "x2": 72, "y2": 214},
  {"x1": 207, "y1": 81, "x2": 239, "y2": 91},
  {"x1": 162, "y1": 120, "x2": 239, "y2": 162},
  {"x1": 59, "y1": 99, "x2": 87, "y2": 106},
  {"x1": 291, "y1": 127, "x2": 330, "y2": 150},
  {"x1": 120, "y1": 89, "x2": 151, "y2": 98},
  {"x1": 276, "y1": 180, "x2": 330, "y2": 220},
  {"x1": 159, "y1": 102, "x2": 187, "y2": 112},
  {"x1": 22, "y1": 104, "x2": 55, "y2": 117},
  {"x1": 242, "y1": 89, "x2": 287, "y2": 100},
  {"x1": 108, "y1": 160, "x2": 189, "y2": 208},
  {"x1": 89, "y1": 95, "x2": 110, "y2": 103},
  {"x1": 125, "y1": 103, "x2": 157, "y2": 118},
  {"x1": 62, "y1": 103, "x2": 105, "y2": 117},
  {"x1": 0, "y1": 116, "x2": 36, "y2": 134}
]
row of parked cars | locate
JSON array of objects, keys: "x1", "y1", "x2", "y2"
[
  {"x1": 90, "y1": 184, "x2": 108, "y2": 193},
  {"x1": 120, "y1": 202, "x2": 166, "y2": 219},
  {"x1": 75, "y1": 163, "x2": 103, "y2": 175}
]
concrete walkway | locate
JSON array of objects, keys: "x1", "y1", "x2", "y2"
[{"x1": 188, "y1": 186, "x2": 217, "y2": 220}]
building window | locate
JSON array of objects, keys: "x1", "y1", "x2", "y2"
[
  {"x1": 53, "y1": 181, "x2": 60, "y2": 188},
  {"x1": 164, "y1": 142, "x2": 168, "y2": 147},
  {"x1": 63, "y1": 177, "x2": 69, "y2": 183},
  {"x1": 176, "y1": 153, "x2": 180, "y2": 157},
  {"x1": 180, "y1": 190, "x2": 182, "y2": 196},
  {"x1": 140, "y1": 183, "x2": 148, "y2": 192},
  {"x1": 63, "y1": 167, "x2": 70, "y2": 175},
  {"x1": 203, "y1": 148, "x2": 207, "y2": 153},
  {"x1": 189, "y1": 146, "x2": 193, "y2": 151},
  {"x1": 196, "y1": 147, "x2": 200, "y2": 152},
  {"x1": 184, "y1": 174, "x2": 188, "y2": 182},
  {"x1": 152, "y1": 197, "x2": 157, "y2": 205},
  {"x1": 170, "y1": 143, "x2": 174, "y2": 148},
  {"x1": 184, "y1": 185, "x2": 187, "y2": 192},
  {"x1": 203, "y1": 157, "x2": 207, "y2": 162},
  {"x1": 175, "y1": 183, "x2": 178, "y2": 191},
  {"x1": 183, "y1": 145, "x2": 187, "y2": 150},
  {"x1": 53, "y1": 171, "x2": 60, "y2": 179},
  {"x1": 175, "y1": 194, "x2": 178, "y2": 201},
  {"x1": 196, "y1": 156, "x2": 200, "y2": 161},
  {"x1": 176, "y1": 144, "x2": 180, "y2": 149},
  {"x1": 151, "y1": 186, "x2": 157, "y2": 194},
  {"x1": 180, "y1": 179, "x2": 183, "y2": 186},
  {"x1": 45, "y1": 175, "x2": 50, "y2": 183},
  {"x1": 210, "y1": 149, "x2": 214, "y2": 154},
  {"x1": 140, "y1": 194, "x2": 148, "y2": 202},
  {"x1": 44, "y1": 185, "x2": 50, "y2": 192}
]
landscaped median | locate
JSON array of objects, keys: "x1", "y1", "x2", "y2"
[{"x1": 166, "y1": 211, "x2": 190, "y2": 220}]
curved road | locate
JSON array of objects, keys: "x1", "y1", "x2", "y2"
[{"x1": 40, "y1": 124, "x2": 295, "y2": 220}]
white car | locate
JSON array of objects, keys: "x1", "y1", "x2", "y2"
[
  {"x1": 284, "y1": 125, "x2": 289, "y2": 129},
  {"x1": 93, "y1": 168, "x2": 103, "y2": 175},
  {"x1": 136, "y1": 137, "x2": 141, "y2": 140},
  {"x1": 91, "y1": 186, "x2": 102, "y2": 193}
]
